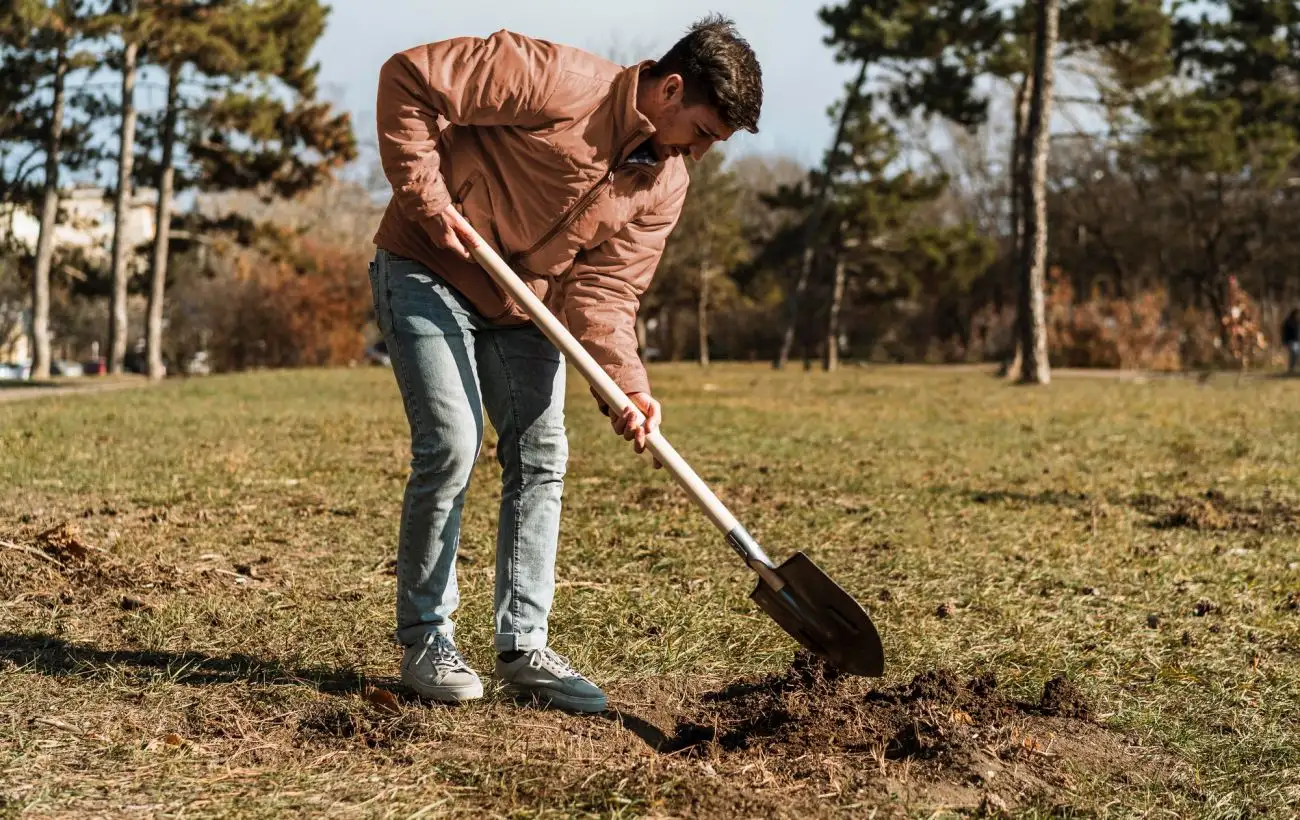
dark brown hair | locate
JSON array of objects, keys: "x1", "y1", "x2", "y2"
[{"x1": 648, "y1": 14, "x2": 763, "y2": 133}]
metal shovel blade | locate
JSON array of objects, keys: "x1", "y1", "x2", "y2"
[{"x1": 749, "y1": 551, "x2": 884, "y2": 677}]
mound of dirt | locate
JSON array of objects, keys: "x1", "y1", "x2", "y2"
[
  {"x1": 1, "y1": 522, "x2": 198, "y2": 604},
  {"x1": 646, "y1": 652, "x2": 1162, "y2": 813},
  {"x1": 1133, "y1": 489, "x2": 1300, "y2": 533},
  {"x1": 1040, "y1": 674, "x2": 1091, "y2": 719}
]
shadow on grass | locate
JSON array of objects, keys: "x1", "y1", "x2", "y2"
[
  {"x1": 0, "y1": 379, "x2": 61, "y2": 391},
  {"x1": 0, "y1": 631, "x2": 385, "y2": 695},
  {"x1": 597, "y1": 709, "x2": 673, "y2": 752}
]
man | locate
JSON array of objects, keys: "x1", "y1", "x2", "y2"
[{"x1": 370, "y1": 16, "x2": 762, "y2": 712}]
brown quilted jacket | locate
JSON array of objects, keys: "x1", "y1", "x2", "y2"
[{"x1": 373, "y1": 29, "x2": 690, "y2": 395}]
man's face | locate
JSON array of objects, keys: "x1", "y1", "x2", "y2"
[{"x1": 645, "y1": 74, "x2": 734, "y2": 162}]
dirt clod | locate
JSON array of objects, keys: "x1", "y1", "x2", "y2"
[
  {"x1": 978, "y1": 792, "x2": 1011, "y2": 817},
  {"x1": 35, "y1": 523, "x2": 97, "y2": 565},
  {"x1": 1193, "y1": 600, "x2": 1217, "y2": 617},
  {"x1": 904, "y1": 668, "x2": 962, "y2": 703},
  {"x1": 1039, "y1": 675, "x2": 1092, "y2": 719},
  {"x1": 936, "y1": 601, "x2": 955, "y2": 618},
  {"x1": 788, "y1": 649, "x2": 845, "y2": 691},
  {"x1": 1147, "y1": 614, "x2": 1161, "y2": 629}
]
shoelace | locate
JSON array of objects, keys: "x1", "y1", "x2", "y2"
[
  {"x1": 532, "y1": 647, "x2": 587, "y2": 681},
  {"x1": 416, "y1": 633, "x2": 470, "y2": 675}
]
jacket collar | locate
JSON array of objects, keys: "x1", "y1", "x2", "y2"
[{"x1": 610, "y1": 60, "x2": 659, "y2": 169}]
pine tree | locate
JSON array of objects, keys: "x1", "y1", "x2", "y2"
[
  {"x1": 0, "y1": 1, "x2": 104, "y2": 379},
  {"x1": 650, "y1": 151, "x2": 747, "y2": 364},
  {"x1": 111, "y1": 0, "x2": 356, "y2": 378},
  {"x1": 131, "y1": 0, "x2": 242, "y2": 380},
  {"x1": 772, "y1": 0, "x2": 1006, "y2": 369},
  {"x1": 1139, "y1": 0, "x2": 1300, "y2": 326},
  {"x1": 105, "y1": 0, "x2": 140, "y2": 374}
]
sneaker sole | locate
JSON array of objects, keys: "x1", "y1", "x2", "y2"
[
  {"x1": 402, "y1": 676, "x2": 484, "y2": 703},
  {"x1": 502, "y1": 683, "x2": 606, "y2": 714}
]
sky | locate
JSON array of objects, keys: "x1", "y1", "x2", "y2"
[{"x1": 310, "y1": 0, "x2": 861, "y2": 168}]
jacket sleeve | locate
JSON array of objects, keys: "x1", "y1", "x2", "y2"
[
  {"x1": 375, "y1": 30, "x2": 559, "y2": 232},
  {"x1": 561, "y1": 171, "x2": 690, "y2": 396}
]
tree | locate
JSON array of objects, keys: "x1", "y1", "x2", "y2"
[
  {"x1": 773, "y1": 60, "x2": 865, "y2": 370},
  {"x1": 10, "y1": 2, "x2": 103, "y2": 380},
  {"x1": 0, "y1": 29, "x2": 47, "y2": 227},
  {"x1": 761, "y1": 101, "x2": 993, "y2": 369},
  {"x1": 773, "y1": 0, "x2": 1006, "y2": 369},
  {"x1": 1016, "y1": 0, "x2": 1060, "y2": 385},
  {"x1": 1, "y1": 1, "x2": 105, "y2": 378},
  {"x1": 1136, "y1": 0, "x2": 1300, "y2": 331},
  {"x1": 106, "y1": 0, "x2": 140, "y2": 374},
  {"x1": 132, "y1": 0, "x2": 240, "y2": 380},
  {"x1": 649, "y1": 151, "x2": 747, "y2": 364},
  {"x1": 981, "y1": 0, "x2": 1171, "y2": 378},
  {"x1": 123, "y1": 0, "x2": 356, "y2": 378}
]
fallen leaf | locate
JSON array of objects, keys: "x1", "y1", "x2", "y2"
[
  {"x1": 164, "y1": 733, "x2": 184, "y2": 747},
  {"x1": 364, "y1": 685, "x2": 402, "y2": 715}
]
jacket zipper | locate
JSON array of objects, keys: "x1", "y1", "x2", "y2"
[{"x1": 518, "y1": 133, "x2": 646, "y2": 260}]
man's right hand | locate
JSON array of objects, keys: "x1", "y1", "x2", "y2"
[{"x1": 428, "y1": 207, "x2": 471, "y2": 260}]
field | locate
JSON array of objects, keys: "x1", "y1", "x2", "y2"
[{"x1": 2, "y1": 364, "x2": 1298, "y2": 818}]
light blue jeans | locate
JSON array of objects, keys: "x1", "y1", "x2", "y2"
[{"x1": 369, "y1": 248, "x2": 567, "y2": 652}]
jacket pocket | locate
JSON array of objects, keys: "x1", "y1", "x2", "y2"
[{"x1": 453, "y1": 171, "x2": 519, "y2": 322}]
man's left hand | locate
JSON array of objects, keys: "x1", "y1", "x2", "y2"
[{"x1": 592, "y1": 388, "x2": 663, "y2": 469}]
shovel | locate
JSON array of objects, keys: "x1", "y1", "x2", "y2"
[{"x1": 445, "y1": 209, "x2": 885, "y2": 678}]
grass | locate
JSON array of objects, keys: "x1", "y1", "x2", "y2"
[{"x1": 1, "y1": 363, "x2": 1297, "y2": 817}]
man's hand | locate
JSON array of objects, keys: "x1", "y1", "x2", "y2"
[
  {"x1": 427, "y1": 206, "x2": 472, "y2": 260},
  {"x1": 591, "y1": 388, "x2": 663, "y2": 469}
]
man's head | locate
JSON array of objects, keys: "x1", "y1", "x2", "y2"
[{"x1": 637, "y1": 14, "x2": 762, "y2": 162}]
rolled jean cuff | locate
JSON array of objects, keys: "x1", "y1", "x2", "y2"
[
  {"x1": 396, "y1": 622, "x2": 454, "y2": 648},
  {"x1": 494, "y1": 628, "x2": 547, "y2": 652}
]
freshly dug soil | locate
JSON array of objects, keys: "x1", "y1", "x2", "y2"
[{"x1": 639, "y1": 652, "x2": 1170, "y2": 814}]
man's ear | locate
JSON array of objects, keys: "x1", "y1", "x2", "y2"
[{"x1": 661, "y1": 73, "x2": 684, "y2": 104}]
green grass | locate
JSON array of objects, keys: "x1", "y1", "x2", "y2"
[{"x1": 1, "y1": 364, "x2": 1298, "y2": 817}]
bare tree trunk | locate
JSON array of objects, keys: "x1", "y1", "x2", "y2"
[
  {"x1": 1017, "y1": 0, "x2": 1058, "y2": 386},
  {"x1": 146, "y1": 64, "x2": 180, "y2": 381},
  {"x1": 1003, "y1": 72, "x2": 1033, "y2": 380},
  {"x1": 31, "y1": 47, "x2": 67, "y2": 381},
  {"x1": 824, "y1": 252, "x2": 847, "y2": 372},
  {"x1": 1010, "y1": 72, "x2": 1033, "y2": 280},
  {"x1": 108, "y1": 8, "x2": 139, "y2": 375},
  {"x1": 697, "y1": 264, "x2": 710, "y2": 367},
  {"x1": 775, "y1": 60, "x2": 867, "y2": 369}
]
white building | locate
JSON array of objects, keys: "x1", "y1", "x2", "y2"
[{"x1": 3, "y1": 186, "x2": 158, "y2": 260}]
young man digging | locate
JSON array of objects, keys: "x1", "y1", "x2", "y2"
[{"x1": 370, "y1": 16, "x2": 763, "y2": 712}]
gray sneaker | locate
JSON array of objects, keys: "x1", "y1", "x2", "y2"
[
  {"x1": 400, "y1": 632, "x2": 483, "y2": 703},
  {"x1": 495, "y1": 647, "x2": 607, "y2": 713}
]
